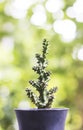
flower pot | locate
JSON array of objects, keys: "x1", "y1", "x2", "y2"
[{"x1": 15, "y1": 108, "x2": 68, "y2": 130}]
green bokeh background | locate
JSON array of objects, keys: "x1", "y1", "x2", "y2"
[{"x1": 0, "y1": 0, "x2": 83, "y2": 130}]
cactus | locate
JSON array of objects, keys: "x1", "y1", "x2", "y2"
[{"x1": 26, "y1": 39, "x2": 57, "y2": 108}]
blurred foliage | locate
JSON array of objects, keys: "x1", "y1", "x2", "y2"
[{"x1": 0, "y1": 0, "x2": 83, "y2": 130}]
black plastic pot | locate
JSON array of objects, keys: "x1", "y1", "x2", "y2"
[{"x1": 15, "y1": 108, "x2": 68, "y2": 130}]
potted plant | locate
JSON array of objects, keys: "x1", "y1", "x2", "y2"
[{"x1": 15, "y1": 39, "x2": 68, "y2": 130}]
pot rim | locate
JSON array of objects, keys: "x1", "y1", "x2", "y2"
[{"x1": 14, "y1": 108, "x2": 69, "y2": 111}]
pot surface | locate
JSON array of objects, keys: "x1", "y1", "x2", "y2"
[{"x1": 15, "y1": 108, "x2": 69, "y2": 130}]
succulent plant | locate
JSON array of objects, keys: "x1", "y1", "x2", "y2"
[{"x1": 26, "y1": 39, "x2": 57, "y2": 108}]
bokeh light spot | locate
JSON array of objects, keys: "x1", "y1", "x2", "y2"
[{"x1": 53, "y1": 19, "x2": 76, "y2": 42}]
